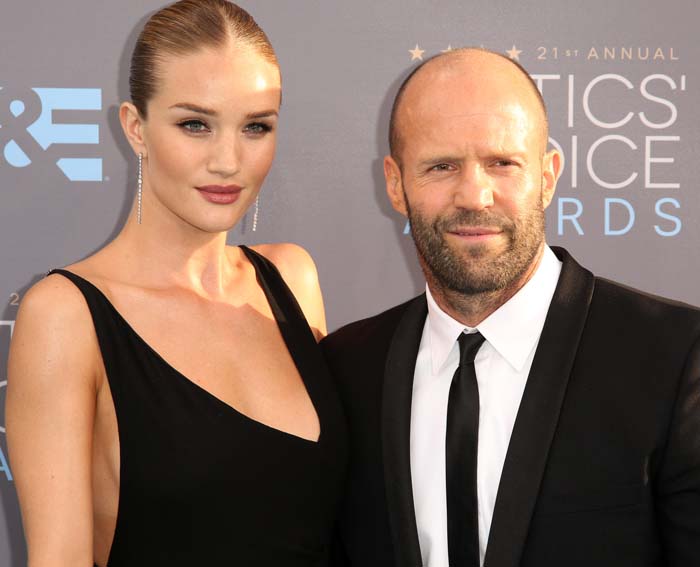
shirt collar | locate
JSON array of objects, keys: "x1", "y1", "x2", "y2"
[{"x1": 425, "y1": 245, "x2": 562, "y2": 374}]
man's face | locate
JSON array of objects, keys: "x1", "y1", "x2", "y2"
[{"x1": 386, "y1": 57, "x2": 559, "y2": 296}]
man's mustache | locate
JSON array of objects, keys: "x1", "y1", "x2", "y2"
[{"x1": 436, "y1": 210, "x2": 515, "y2": 233}]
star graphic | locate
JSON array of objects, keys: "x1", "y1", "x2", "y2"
[
  {"x1": 409, "y1": 44, "x2": 425, "y2": 61},
  {"x1": 442, "y1": 44, "x2": 453, "y2": 53},
  {"x1": 506, "y1": 45, "x2": 522, "y2": 61}
]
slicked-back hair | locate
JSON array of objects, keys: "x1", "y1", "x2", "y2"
[{"x1": 130, "y1": 0, "x2": 278, "y2": 118}]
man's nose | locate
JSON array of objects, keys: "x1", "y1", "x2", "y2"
[
  {"x1": 453, "y1": 165, "x2": 494, "y2": 210},
  {"x1": 207, "y1": 132, "x2": 241, "y2": 177}
]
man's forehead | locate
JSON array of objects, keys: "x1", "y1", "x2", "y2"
[{"x1": 402, "y1": 99, "x2": 535, "y2": 136}]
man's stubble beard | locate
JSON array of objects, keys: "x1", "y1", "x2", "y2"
[{"x1": 405, "y1": 192, "x2": 546, "y2": 298}]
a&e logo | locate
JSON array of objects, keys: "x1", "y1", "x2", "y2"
[{"x1": 0, "y1": 87, "x2": 102, "y2": 182}]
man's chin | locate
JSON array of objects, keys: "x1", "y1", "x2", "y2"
[
  {"x1": 440, "y1": 273, "x2": 508, "y2": 296},
  {"x1": 427, "y1": 256, "x2": 507, "y2": 295},
  {"x1": 450, "y1": 240, "x2": 507, "y2": 263}
]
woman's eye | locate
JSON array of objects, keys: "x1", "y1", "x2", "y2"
[
  {"x1": 244, "y1": 122, "x2": 273, "y2": 135},
  {"x1": 178, "y1": 119, "x2": 209, "y2": 133}
]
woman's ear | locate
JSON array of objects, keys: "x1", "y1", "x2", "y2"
[{"x1": 119, "y1": 101, "x2": 147, "y2": 157}]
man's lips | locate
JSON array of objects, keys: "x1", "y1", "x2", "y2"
[{"x1": 447, "y1": 226, "x2": 503, "y2": 237}]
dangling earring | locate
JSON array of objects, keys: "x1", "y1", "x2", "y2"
[
  {"x1": 252, "y1": 195, "x2": 259, "y2": 232},
  {"x1": 137, "y1": 153, "x2": 143, "y2": 225}
]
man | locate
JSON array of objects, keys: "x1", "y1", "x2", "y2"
[{"x1": 323, "y1": 48, "x2": 700, "y2": 567}]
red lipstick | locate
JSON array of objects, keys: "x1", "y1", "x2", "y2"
[{"x1": 196, "y1": 185, "x2": 243, "y2": 205}]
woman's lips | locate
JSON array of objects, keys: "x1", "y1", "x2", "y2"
[{"x1": 196, "y1": 185, "x2": 243, "y2": 205}]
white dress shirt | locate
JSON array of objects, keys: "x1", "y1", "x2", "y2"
[{"x1": 410, "y1": 246, "x2": 562, "y2": 567}]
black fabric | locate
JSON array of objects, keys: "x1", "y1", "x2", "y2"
[
  {"x1": 323, "y1": 247, "x2": 700, "y2": 567},
  {"x1": 446, "y1": 332, "x2": 485, "y2": 567},
  {"x1": 51, "y1": 244, "x2": 347, "y2": 567}
]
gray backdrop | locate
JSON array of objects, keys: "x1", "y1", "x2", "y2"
[{"x1": 1, "y1": 0, "x2": 697, "y2": 563}]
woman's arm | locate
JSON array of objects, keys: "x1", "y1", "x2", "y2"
[{"x1": 7, "y1": 275, "x2": 100, "y2": 567}]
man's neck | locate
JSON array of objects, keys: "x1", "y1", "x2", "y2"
[{"x1": 426, "y1": 244, "x2": 545, "y2": 328}]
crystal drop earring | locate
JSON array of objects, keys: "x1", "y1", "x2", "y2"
[
  {"x1": 252, "y1": 195, "x2": 259, "y2": 232},
  {"x1": 137, "y1": 153, "x2": 143, "y2": 225}
]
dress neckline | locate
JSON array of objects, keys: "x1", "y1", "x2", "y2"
[{"x1": 50, "y1": 246, "x2": 322, "y2": 446}]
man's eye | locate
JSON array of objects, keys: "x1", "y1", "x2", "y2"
[
  {"x1": 178, "y1": 119, "x2": 209, "y2": 133},
  {"x1": 244, "y1": 122, "x2": 273, "y2": 135},
  {"x1": 429, "y1": 163, "x2": 452, "y2": 172},
  {"x1": 495, "y1": 159, "x2": 517, "y2": 167}
]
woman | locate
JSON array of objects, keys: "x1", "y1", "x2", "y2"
[{"x1": 6, "y1": 1, "x2": 346, "y2": 565}]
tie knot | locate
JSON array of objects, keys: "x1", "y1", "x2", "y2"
[{"x1": 457, "y1": 331, "x2": 485, "y2": 364}]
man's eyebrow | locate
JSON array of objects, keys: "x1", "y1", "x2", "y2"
[
  {"x1": 418, "y1": 156, "x2": 464, "y2": 167},
  {"x1": 169, "y1": 102, "x2": 216, "y2": 116}
]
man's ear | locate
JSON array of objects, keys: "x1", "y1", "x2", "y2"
[
  {"x1": 541, "y1": 148, "x2": 561, "y2": 210},
  {"x1": 119, "y1": 101, "x2": 147, "y2": 157},
  {"x1": 384, "y1": 155, "x2": 407, "y2": 216}
]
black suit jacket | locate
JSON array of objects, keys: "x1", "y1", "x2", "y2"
[{"x1": 322, "y1": 247, "x2": 700, "y2": 567}]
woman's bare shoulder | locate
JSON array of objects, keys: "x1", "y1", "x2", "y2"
[
  {"x1": 250, "y1": 242, "x2": 319, "y2": 288},
  {"x1": 246, "y1": 243, "x2": 327, "y2": 338},
  {"x1": 13, "y1": 271, "x2": 100, "y2": 373},
  {"x1": 21, "y1": 271, "x2": 91, "y2": 322}
]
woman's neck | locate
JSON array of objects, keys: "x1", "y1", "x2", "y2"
[{"x1": 103, "y1": 206, "x2": 245, "y2": 298}]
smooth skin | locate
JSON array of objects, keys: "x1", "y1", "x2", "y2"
[
  {"x1": 7, "y1": 41, "x2": 324, "y2": 567},
  {"x1": 384, "y1": 49, "x2": 561, "y2": 326}
]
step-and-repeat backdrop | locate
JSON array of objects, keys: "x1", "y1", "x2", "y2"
[{"x1": 1, "y1": 0, "x2": 697, "y2": 563}]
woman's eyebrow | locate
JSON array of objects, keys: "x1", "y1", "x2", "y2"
[{"x1": 169, "y1": 102, "x2": 217, "y2": 115}]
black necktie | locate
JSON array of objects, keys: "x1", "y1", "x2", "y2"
[{"x1": 446, "y1": 331, "x2": 485, "y2": 567}]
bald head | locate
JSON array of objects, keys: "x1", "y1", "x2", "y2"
[{"x1": 388, "y1": 48, "x2": 548, "y2": 165}]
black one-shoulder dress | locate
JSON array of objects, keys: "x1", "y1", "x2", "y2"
[{"x1": 50, "y1": 245, "x2": 347, "y2": 566}]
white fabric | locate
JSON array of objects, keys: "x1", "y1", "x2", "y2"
[{"x1": 410, "y1": 246, "x2": 562, "y2": 567}]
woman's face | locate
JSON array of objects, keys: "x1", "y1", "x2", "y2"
[{"x1": 135, "y1": 43, "x2": 281, "y2": 233}]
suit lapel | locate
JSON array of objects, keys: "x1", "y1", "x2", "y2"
[
  {"x1": 382, "y1": 294, "x2": 427, "y2": 567},
  {"x1": 484, "y1": 247, "x2": 595, "y2": 567}
]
